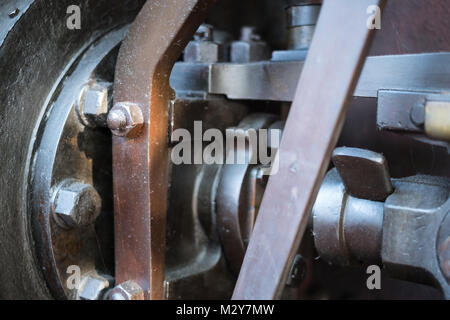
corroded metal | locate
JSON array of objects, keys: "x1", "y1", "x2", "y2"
[{"x1": 112, "y1": 0, "x2": 215, "y2": 300}]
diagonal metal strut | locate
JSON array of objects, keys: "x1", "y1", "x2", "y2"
[
  {"x1": 233, "y1": 0, "x2": 386, "y2": 299},
  {"x1": 112, "y1": 0, "x2": 215, "y2": 299}
]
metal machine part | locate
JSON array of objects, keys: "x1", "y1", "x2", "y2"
[
  {"x1": 185, "y1": 24, "x2": 225, "y2": 63},
  {"x1": 313, "y1": 169, "x2": 384, "y2": 266},
  {"x1": 171, "y1": 53, "x2": 450, "y2": 102},
  {"x1": 233, "y1": 0, "x2": 385, "y2": 300},
  {"x1": 231, "y1": 26, "x2": 270, "y2": 63},
  {"x1": 313, "y1": 148, "x2": 450, "y2": 298},
  {"x1": 1, "y1": 0, "x2": 450, "y2": 301},
  {"x1": 29, "y1": 27, "x2": 127, "y2": 300},
  {"x1": 110, "y1": 0, "x2": 216, "y2": 300},
  {"x1": 382, "y1": 176, "x2": 450, "y2": 298},
  {"x1": 286, "y1": 4, "x2": 320, "y2": 50},
  {"x1": 271, "y1": 2, "x2": 321, "y2": 61},
  {"x1": 377, "y1": 90, "x2": 450, "y2": 143},
  {"x1": 216, "y1": 113, "x2": 276, "y2": 275},
  {"x1": 331, "y1": 147, "x2": 393, "y2": 202}
]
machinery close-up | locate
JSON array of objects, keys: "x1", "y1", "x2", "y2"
[{"x1": 0, "y1": 0, "x2": 449, "y2": 301}]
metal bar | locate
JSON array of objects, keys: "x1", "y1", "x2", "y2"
[
  {"x1": 232, "y1": 0, "x2": 385, "y2": 300},
  {"x1": 112, "y1": 0, "x2": 215, "y2": 300},
  {"x1": 205, "y1": 53, "x2": 450, "y2": 101}
]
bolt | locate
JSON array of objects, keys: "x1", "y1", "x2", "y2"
[
  {"x1": 194, "y1": 24, "x2": 213, "y2": 41},
  {"x1": 109, "y1": 281, "x2": 144, "y2": 300},
  {"x1": 184, "y1": 24, "x2": 223, "y2": 63},
  {"x1": 286, "y1": 254, "x2": 307, "y2": 287},
  {"x1": 107, "y1": 102, "x2": 144, "y2": 138},
  {"x1": 52, "y1": 179, "x2": 102, "y2": 229},
  {"x1": 332, "y1": 147, "x2": 393, "y2": 202},
  {"x1": 240, "y1": 26, "x2": 260, "y2": 42},
  {"x1": 231, "y1": 26, "x2": 269, "y2": 63},
  {"x1": 78, "y1": 274, "x2": 111, "y2": 300},
  {"x1": 77, "y1": 82, "x2": 111, "y2": 127},
  {"x1": 410, "y1": 100, "x2": 425, "y2": 127}
]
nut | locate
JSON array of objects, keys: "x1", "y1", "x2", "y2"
[
  {"x1": 184, "y1": 24, "x2": 223, "y2": 63},
  {"x1": 109, "y1": 281, "x2": 144, "y2": 300},
  {"x1": 77, "y1": 82, "x2": 111, "y2": 127},
  {"x1": 231, "y1": 41, "x2": 269, "y2": 63},
  {"x1": 78, "y1": 274, "x2": 111, "y2": 300},
  {"x1": 107, "y1": 102, "x2": 144, "y2": 138},
  {"x1": 184, "y1": 40, "x2": 223, "y2": 63},
  {"x1": 231, "y1": 27, "x2": 269, "y2": 63},
  {"x1": 52, "y1": 179, "x2": 102, "y2": 229},
  {"x1": 409, "y1": 99, "x2": 425, "y2": 127}
]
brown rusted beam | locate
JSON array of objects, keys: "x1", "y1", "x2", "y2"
[
  {"x1": 232, "y1": 0, "x2": 386, "y2": 299},
  {"x1": 112, "y1": 0, "x2": 215, "y2": 299}
]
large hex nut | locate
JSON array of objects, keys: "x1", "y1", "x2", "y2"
[
  {"x1": 184, "y1": 40, "x2": 223, "y2": 63},
  {"x1": 231, "y1": 40, "x2": 269, "y2": 63},
  {"x1": 109, "y1": 281, "x2": 144, "y2": 300},
  {"x1": 77, "y1": 82, "x2": 111, "y2": 127},
  {"x1": 107, "y1": 102, "x2": 144, "y2": 138},
  {"x1": 52, "y1": 179, "x2": 102, "y2": 229}
]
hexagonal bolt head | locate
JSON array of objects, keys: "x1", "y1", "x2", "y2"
[
  {"x1": 78, "y1": 274, "x2": 111, "y2": 300},
  {"x1": 52, "y1": 180, "x2": 102, "y2": 229},
  {"x1": 77, "y1": 82, "x2": 111, "y2": 127},
  {"x1": 184, "y1": 40, "x2": 223, "y2": 63},
  {"x1": 231, "y1": 27, "x2": 269, "y2": 63},
  {"x1": 107, "y1": 102, "x2": 144, "y2": 138},
  {"x1": 109, "y1": 281, "x2": 144, "y2": 300}
]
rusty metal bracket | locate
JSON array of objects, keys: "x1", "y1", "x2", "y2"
[
  {"x1": 112, "y1": 0, "x2": 215, "y2": 299},
  {"x1": 232, "y1": 0, "x2": 386, "y2": 299}
]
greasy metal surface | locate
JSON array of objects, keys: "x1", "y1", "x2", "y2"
[
  {"x1": 338, "y1": 97, "x2": 450, "y2": 180},
  {"x1": 216, "y1": 114, "x2": 276, "y2": 275},
  {"x1": 207, "y1": 53, "x2": 450, "y2": 102},
  {"x1": 30, "y1": 28, "x2": 125, "y2": 299},
  {"x1": 112, "y1": 0, "x2": 215, "y2": 299},
  {"x1": 382, "y1": 176, "x2": 450, "y2": 298},
  {"x1": 377, "y1": 90, "x2": 428, "y2": 133},
  {"x1": 164, "y1": 97, "x2": 246, "y2": 299},
  {"x1": 286, "y1": 4, "x2": 320, "y2": 27},
  {"x1": 233, "y1": 0, "x2": 385, "y2": 299},
  {"x1": 0, "y1": 0, "x2": 145, "y2": 299},
  {"x1": 332, "y1": 147, "x2": 393, "y2": 202},
  {"x1": 313, "y1": 169, "x2": 384, "y2": 266}
]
